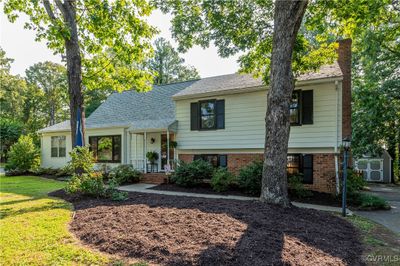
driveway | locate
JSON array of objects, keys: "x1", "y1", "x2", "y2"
[{"x1": 355, "y1": 183, "x2": 400, "y2": 234}]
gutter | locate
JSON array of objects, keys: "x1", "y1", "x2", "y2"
[{"x1": 172, "y1": 76, "x2": 343, "y2": 101}]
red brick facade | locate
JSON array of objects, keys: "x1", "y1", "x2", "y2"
[{"x1": 179, "y1": 153, "x2": 337, "y2": 194}]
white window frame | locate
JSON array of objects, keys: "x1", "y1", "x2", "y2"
[{"x1": 51, "y1": 136, "x2": 66, "y2": 158}]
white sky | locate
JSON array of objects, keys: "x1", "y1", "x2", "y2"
[{"x1": 0, "y1": 9, "x2": 240, "y2": 78}]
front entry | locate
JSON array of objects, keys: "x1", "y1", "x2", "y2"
[{"x1": 161, "y1": 133, "x2": 175, "y2": 170}]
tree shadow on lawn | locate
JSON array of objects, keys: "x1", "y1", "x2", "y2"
[{"x1": 51, "y1": 190, "x2": 364, "y2": 266}]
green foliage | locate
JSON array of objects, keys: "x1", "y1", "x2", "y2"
[
  {"x1": 106, "y1": 178, "x2": 128, "y2": 201},
  {"x1": 6, "y1": 135, "x2": 40, "y2": 172},
  {"x1": 350, "y1": 193, "x2": 390, "y2": 210},
  {"x1": 146, "y1": 151, "x2": 159, "y2": 164},
  {"x1": 345, "y1": 169, "x2": 366, "y2": 195},
  {"x1": 25, "y1": 61, "x2": 69, "y2": 126},
  {"x1": 210, "y1": 168, "x2": 235, "y2": 192},
  {"x1": 148, "y1": 37, "x2": 200, "y2": 85},
  {"x1": 237, "y1": 161, "x2": 263, "y2": 196},
  {"x1": 0, "y1": 118, "x2": 23, "y2": 160},
  {"x1": 171, "y1": 160, "x2": 213, "y2": 187},
  {"x1": 66, "y1": 173, "x2": 105, "y2": 197},
  {"x1": 69, "y1": 146, "x2": 95, "y2": 174},
  {"x1": 108, "y1": 165, "x2": 142, "y2": 185},
  {"x1": 2, "y1": 0, "x2": 157, "y2": 93},
  {"x1": 288, "y1": 175, "x2": 312, "y2": 198}
]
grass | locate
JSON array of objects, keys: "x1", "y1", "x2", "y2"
[
  {"x1": 0, "y1": 175, "x2": 109, "y2": 265},
  {"x1": 346, "y1": 215, "x2": 400, "y2": 265}
]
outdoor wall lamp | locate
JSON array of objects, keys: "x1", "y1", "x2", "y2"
[
  {"x1": 342, "y1": 136, "x2": 351, "y2": 217},
  {"x1": 150, "y1": 137, "x2": 155, "y2": 144}
]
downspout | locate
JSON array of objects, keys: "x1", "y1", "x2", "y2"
[
  {"x1": 334, "y1": 80, "x2": 340, "y2": 195},
  {"x1": 144, "y1": 131, "x2": 147, "y2": 173}
]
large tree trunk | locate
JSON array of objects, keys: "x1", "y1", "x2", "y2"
[
  {"x1": 261, "y1": 0, "x2": 308, "y2": 207},
  {"x1": 62, "y1": 0, "x2": 85, "y2": 148}
]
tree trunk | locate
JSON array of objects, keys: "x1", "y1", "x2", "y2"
[
  {"x1": 62, "y1": 0, "x2": 85, "y2": 148},
  {"x1": 261, "y1": 0, "x2": 308, "y2": 207}
]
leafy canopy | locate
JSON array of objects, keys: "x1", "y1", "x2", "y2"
[
  {"x1": 3, "y1": 0, "x2": 158, "y2": 93},
  {"x1": 156, "y1": 0, "x2": 338, "y2": 82},
  {"x1": 148, "y1": 37, "x2": 200, "y2": 85}
]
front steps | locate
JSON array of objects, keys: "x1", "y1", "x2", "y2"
[{"x1": 141, "y1": 173, "x2": 167, "y2": 184}]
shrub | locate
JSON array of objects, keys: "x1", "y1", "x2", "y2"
[
  {"x1": 211, "y1": 168, "x2": 235, "y2": 192},
  {"x1": 69, "y1": 146, "x2": 95, "y2": 174},
  {"x1": 6, "y1": 135, "x2": 40, "y2": 172},
  {"x1": 349, "y1": 192, "x2": 390, "y2": 210},
  {"x1": 34, "y1": 167, "x2": 59, "y2": 176},
  {"x1": 237, "y1": 161, "x2": 263, "y2": 196},
  {"x1": 346, "y1": 169, "x2": 366, "y2": 195},
  {"x1": 106, "y1": 178, "x2": 128, "y2": 201},
  {"x1": 66, "y1": 173, "x2": 105, "y2": 197},
  {"x1": 171, "y1": 160, "x2": 213, "y2": 187},
  {"x1": 55, "y1": 164, "x2": 74, "y2": 177},
  {"x1": 288, "y1": 174, "x2": 312, "y2": 198},
  {"x1": 108, "y1": 164, "x2": 142, "y2": 184}
]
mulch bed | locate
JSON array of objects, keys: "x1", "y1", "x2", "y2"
[
  {"x1": 150, "y1": 183, "x2": 342, "y2": 206},
  {"x1": 149, "y1": 183, "x2": 251, "y2": 197},
  {"x1": 50, "y1": 189, "x2": 364, "y2": 266}
]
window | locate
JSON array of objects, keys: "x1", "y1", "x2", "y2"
[
  {"x1": 200, "y1": 101, "x2": 216, "y2": 129},
  {"x1": 89, "y1": 135, "x2": 121, "y2": 163},
  {"x1": 190, "y1": 100, "x2": 225, "y2": 130},
  {"x1": 290, "y1": 90, "x2": 314, "y2": 125},
  {"x1": 287, "y1": 154, "x2": 313, "y2": 184},
  {"x1": 194, "y1": 154, "x2": 228, "y2": 168},
  {"x1": 51, "y1": 136, "x2": 66, "y2": 157}
]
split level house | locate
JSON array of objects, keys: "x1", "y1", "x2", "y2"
[{"x1": 38, "y1": 39, "x2": 352, "y2": 194}]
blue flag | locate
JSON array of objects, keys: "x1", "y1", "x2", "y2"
[{"x1": 75, "y1": 107, "x2": 84, "y2": 147}]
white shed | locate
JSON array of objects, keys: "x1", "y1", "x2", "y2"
[{"x1": 354, "y1": 150, "x2": 392, "y2": 183}]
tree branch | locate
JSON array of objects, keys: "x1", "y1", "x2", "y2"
[
  {"x1": 54, "y1": 0, "x2": 68, "y2": 19},
  {"x1": 43, "y1": 0, "x2": 57, "y2": 21}
]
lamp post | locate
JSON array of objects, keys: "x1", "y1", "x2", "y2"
[{"x1": 342, "y1": 136, "x2": 351, "y2": 217}]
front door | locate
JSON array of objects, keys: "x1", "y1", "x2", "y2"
[{"x1": 161, "y1": 133, "x2": 174, "y2": 170}]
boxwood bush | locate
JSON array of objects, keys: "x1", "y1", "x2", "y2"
[
  {"x1": 108, "y1": 164, "x2": 142, "y2": 184},
  {"x1": 171, "y1": 160, "x2": 213, "y2": 187},
  {"x1": 237, "y1": 161, "x2": 263, "y2": 196},
  {"x1": 211, "y1": 168, "x2": 235, "y2": 192}
]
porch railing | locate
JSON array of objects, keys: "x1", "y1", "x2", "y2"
[{"x1": 131, "y1": 159, "x2": 145, "y2": 172}]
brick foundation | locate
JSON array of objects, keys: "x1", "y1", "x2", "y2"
[{"x1": 178, "y1": 153, "x2": 337, "y2": 194}]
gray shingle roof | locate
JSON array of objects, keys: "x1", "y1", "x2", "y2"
[
  {"x1": 172, "y1": 63, "x2": 343, "y2": 99},
  {"x1": 38, "y1": 80, "x2": 196, "y2": 133},
  {"x1": 38, "y1": 63, "x2": 342, "y2": 133}
]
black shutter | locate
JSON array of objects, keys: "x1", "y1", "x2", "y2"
[
  {"x1": 301, "y1": 154, "x2": 313, "y2": 184},
  {"x1": 301, "y1": 90, "x2": 313, "y2": 124},
  {"x1": 190, "y1": 102, "x2": 199, "y2": 130},
  {"x1": 216, "y1": 100, "x2": 225, "y2": 129},
  {"x1": 218, "y1": 155, "x2": 227, "y2": 168}
]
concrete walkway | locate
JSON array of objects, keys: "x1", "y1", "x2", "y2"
[
  {"x1": 354, "y1": 184, "x2": 400, "y2": 234},
  {"x1": 0, "y1": 167, "x2": 5, "y2": 176},
  {"x1": 119, "y1": 183, "x2": 352, "y2": 215}
]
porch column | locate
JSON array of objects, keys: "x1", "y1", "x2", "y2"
[
  {"x1": 167, "y1": 129, "x2": 170, "y2": 168},
  {"x1": 144, "y1": 131, "x2": 147, "y2": 173}
]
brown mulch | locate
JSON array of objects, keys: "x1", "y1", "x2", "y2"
[
  {"x1": 150, "y1": 183, "x2": 251, "y2": 197},
  {"x1": 151, "y1": 183, "x2": 342, "y2": 206},
  {"x1": 50, "y1": 189, "x2": 365, "y2": 266}
]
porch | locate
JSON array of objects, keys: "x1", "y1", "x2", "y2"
[{"x1": 128, "y1": 121, "x2": 178, "y2": 174}]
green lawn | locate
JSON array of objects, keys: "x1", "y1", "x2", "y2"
[{"x1": 0, "y1": 176, "x2": 109, "y2": 265}]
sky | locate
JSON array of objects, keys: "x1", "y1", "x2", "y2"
[{"x1": 0, "y1": 9, "x2": 240, "y2": 78}]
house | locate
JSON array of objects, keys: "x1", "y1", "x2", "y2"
[{"x1": 38, "y1": 39, "x2": 352, "y2": 194}]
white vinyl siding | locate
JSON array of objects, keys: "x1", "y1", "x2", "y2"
[{"x1": 175, "y1": 82, "x2": 342, "y2": 151}]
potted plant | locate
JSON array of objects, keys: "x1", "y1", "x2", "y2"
[
  {"x1": 146, "y1": 151, "x2": 159, "y2": 165},
  {"x1": 161, "y1": 140, "x2": 178, "y2": 150}
]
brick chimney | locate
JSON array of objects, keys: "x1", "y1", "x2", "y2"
[{"x1": 337, "y1": 39, "x2": 352, "y2": 139}]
